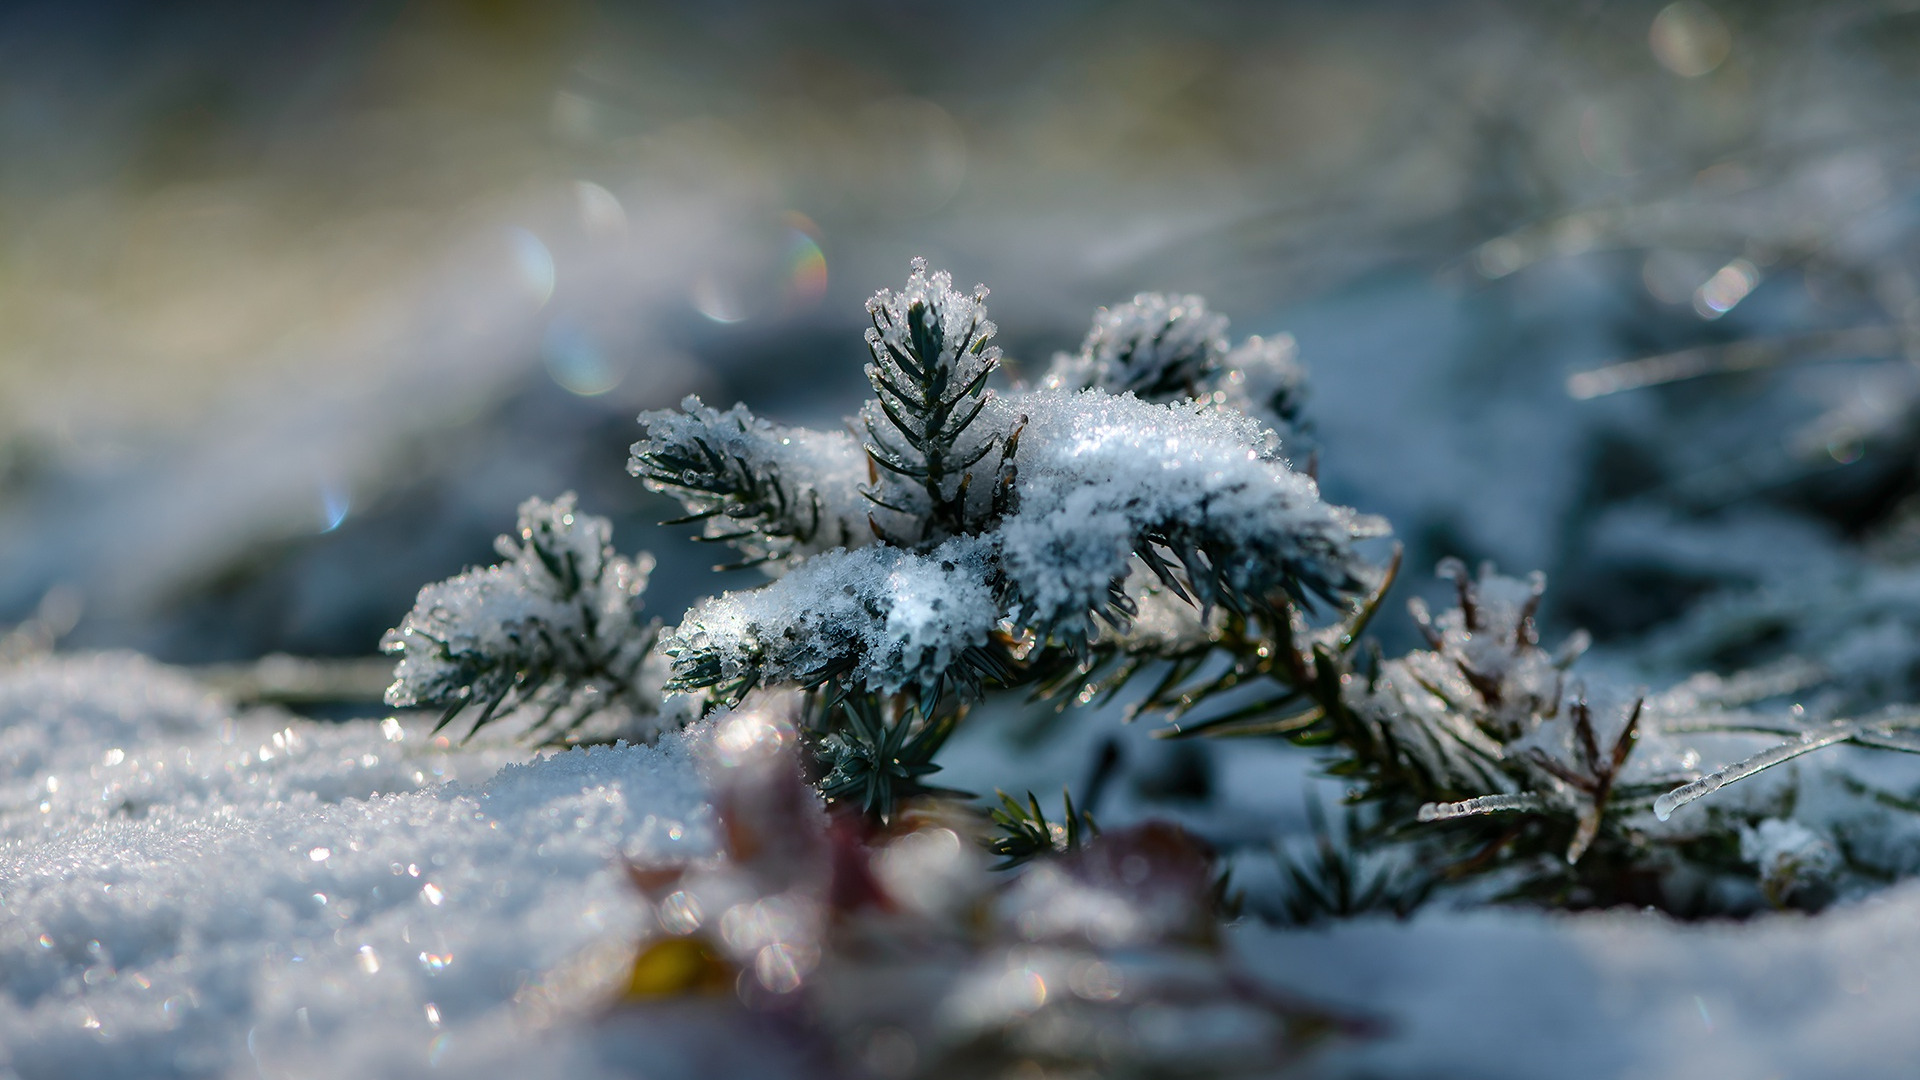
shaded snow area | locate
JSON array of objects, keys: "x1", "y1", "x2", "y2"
[
  {"x1": 1239, "y1": 891, "x2": 1920, "y2": 1080},
  {"x1": 0, "y1": 654, "x2": 714, "y2": 1080}
]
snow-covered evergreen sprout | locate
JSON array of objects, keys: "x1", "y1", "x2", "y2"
[
  {"x1": 1043, "y1": 291, "x2": 1310, "y2": 441},
  {"x1": 646, "y1": 265, "x2": 1381, "y2": 710},
  {"x1": 630, "y1": 396, "x2": 867, "y2": 567},
  {"x1": 632, "y1": 260, "x2": 1383, "y2": 820},
  {"x1": 377, "y1": 260, "x2": 1920, "y2": 915},
  {"x1": 860, "y1": 257, "x2": 1016, "y2": 546},
  {"x1": 382, "y1": 493, "x2": 676, "y2": 742}
]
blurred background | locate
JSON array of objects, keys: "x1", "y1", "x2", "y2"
[{"x1": 5, "y1": 0, "x2": 1920, "y2": 703}]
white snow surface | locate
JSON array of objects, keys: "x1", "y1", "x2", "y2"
[
  {"x1": 8, "y1": 652, "x2": 1920, "y2": 1078},
  {"x1": 0, "y1": 653, "x2": 714, "y2": 1080}
]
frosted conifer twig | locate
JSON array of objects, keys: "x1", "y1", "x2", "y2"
[
  {"x1": 860, "y1": 258, "x2": 1013, "y2": 546},
  {"x1": 381, "y1": 493, "x2": 677, "y2": 742},
  {"x1": 1043, "y1": 293, "x2": 1310, "y2": 441},
  {"x1": 631, "y1": 396, "x2": 867, "y2": 567}
]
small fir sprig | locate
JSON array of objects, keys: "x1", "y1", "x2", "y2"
[
  {"x1": 630, "y1": 395, "x2": 866, "y2": 568},
  {"x1": 985, "y1": 787, "x2": 1099, "y2": 869},
  {"x1": 1124, "y1": 549, "x2": 1920, "y2": 911},
  {"x1": 1043, "y1": 292, "x2": 1311, "y2": 443},
  {"x1": 647, "y1": 263, "x2": 1381, "y2": 737},
  {"x1": 1044, "y1": 292, "x2": 1230, "y2": 400},
  {"x1": 810, "y1": 691, "x2": 963, "y2": 824},
  {"x1": 860, "y1": 257, "x2": 1017, "y2": 546},
  {"x1": 382, "y1": 493, "x2": 674, "y2": 742}
]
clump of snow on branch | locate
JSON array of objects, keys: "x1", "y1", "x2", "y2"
[
  {"x1": 382, "y1": 493, "x2": 682, "y2": 741},
  {"x1": 661, "y1": 538, "x2": 1000, "y2": 702},
  {"x1": 630, "y1": 396, "x2": 869, "y2": 566},
  {"x1": 1001, "y1": 389, "x2": 1382, "y2": 634}
]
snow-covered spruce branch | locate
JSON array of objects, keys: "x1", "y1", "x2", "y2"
[
  {"x1": 637, "y1": 261, "x2": 1382, "y2": 822},
  {"x1": 1150, "y1": 557, "x2": 1665, "y2": 872},
  {"x1": 1141, "y1": 550, "x2": 1920, "y2": 909},
  {"x1": 658, "y1": 390, "x2": 1383, "y2": 710},
  {"x1": 389, "y1": 264, "x2": 1376, "y2": 826},
  {"x1": 630, "y1": 396, "x2": 867, "y2": 567},
  {"x1": 381, "y1": 261, "x2": 1920, "y2": 913},
  {"x1": 381, "y1": 493, "x2": 682, "y2": 742}
]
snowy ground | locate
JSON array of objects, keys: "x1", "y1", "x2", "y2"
[
  {"x1": 1243, "y1": 891, "x2": 1920, "y2": 1080},
  {"x1": 2, "y1": 652, "x2": 1915, "y2": 1080},
  {"x1": 0, "y1": 653, "x2": 714, "y2": 1079}
]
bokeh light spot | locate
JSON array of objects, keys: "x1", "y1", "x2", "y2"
[
  {"x1": 691, "y1": 271, "x2": 749, "y2": 323},
  {"x1": 1693, "y1": 257, "x2": 1758, "y2": 318},
  {"x1": 541, "y1": 319, "x2": 622, "y2": 396},
  {"x1": 781, "y1": 226, "x2": 828, "y2": 310},
  {"x1": 1651, "y1": 2, "x2": 1732, "y2": 78},
  {"x1": 575, "y1": 181, "x2": 627, "y2": 240},
  {"x1": 318, "y1": 483, "x2": 350, "y2": 533},
  {"x1": 506, "y1": 227, "x2": 556, "y2": 307}
]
